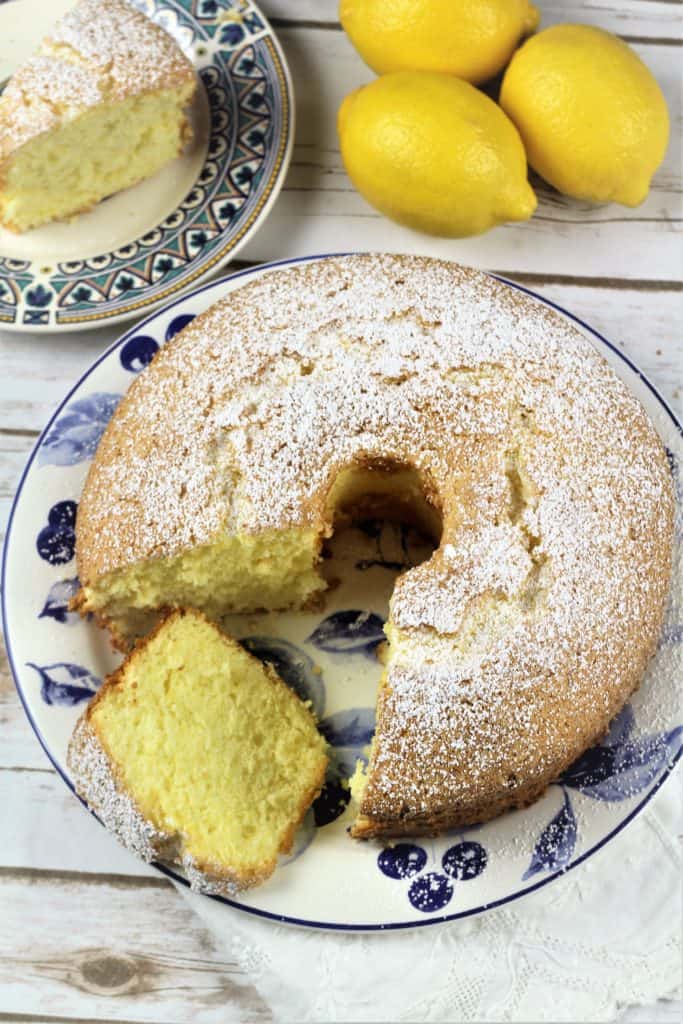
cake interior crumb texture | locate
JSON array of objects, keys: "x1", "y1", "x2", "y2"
[
  {"x1": 72, "y1": 609, "x2": 328, "y2": 889},
  {"x1": 96, "y1": 526, "x2": 323, "y2": 639},
  {"x1": 0, "y1": 0, "x2": 196, "y2": 232}
]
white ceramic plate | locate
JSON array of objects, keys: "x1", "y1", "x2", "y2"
[
  {"x1": 0, "y1": 0, "x2": 292, "y2": 331},
  {"x1": 3, "y1": 255, "x2": 682, "y2": 931}
]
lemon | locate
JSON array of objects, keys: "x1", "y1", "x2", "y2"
[
  {"x1": 500, "y1": 24, "x2": 669, "y2": 206},
  {"x1": 339, "y1": 0, "x2": 540, "y2": 85},
  {"x1": 338, "y1": 71, "x2": 536, "y2": 238}
]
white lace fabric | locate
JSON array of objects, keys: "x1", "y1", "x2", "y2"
[{"x1": 175, "y1": 774, "x2": 682, "y2": 1022}]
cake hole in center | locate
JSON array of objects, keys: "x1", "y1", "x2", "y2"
[{"x1": 321, "y1": 462, "x2": 442, "y2": 591}]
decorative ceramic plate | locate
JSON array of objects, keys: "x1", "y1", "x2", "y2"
[
  {"x1": 0, "y1": 0, "x2": 292, "y2": 331},
  {"x1": 3, "y1": 255, "x2": 682, "y2": 931}
]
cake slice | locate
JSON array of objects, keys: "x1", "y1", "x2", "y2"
[
  {"x1": 0, "y1": 0, "x2": 196, "y2": 232},
  {"x1": 67, "y1": 609, "x2": 328, "y2": 894}
]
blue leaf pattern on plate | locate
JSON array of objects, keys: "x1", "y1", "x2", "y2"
[
  {"x1": 319, "y1": 707, "x2": 375, "y2": 747},
  {"x1": 38, "y1": 393, "x2": 121, "y2": 466},
  {"x1": 560, "y1": 745, "x2": 619, "y2": 791},
  {"x1": 36, "y1": 500, "x2": 77, "y2": 565},
  {"x1": 523, "y1": 788, "x2": 577, "y2": 880},
  {"x1": 240, "y1": 636, "x2": 325, "y2": 717},
  {"x1": 560, "y1": 699, "x2": 682, "y2": 802},
  {"x1": 575, "y1": 727, "x2": 683, "y2": 802},
  {"x1": 661, "y1": 622, "x2": 683, "y2": 645},
  {"x1": 327, "y1": 745, "x2": 367, "y2": 778},
  {"x1": 602, "y1": 704, "x2": 635, "y2": 746},
  {"x1": 38, "y1": 577, "x2": 80, "y2": 624},
  {"x1": 27, "y1": 661, "x2": 101, "y2": 706},
  {"x1": 306, "y1": 610, "x2": 385, "y2": 656}
]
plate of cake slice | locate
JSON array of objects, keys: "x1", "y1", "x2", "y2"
[
  {"x1": 3, "y1": 253, "x2": 682, "y2": 930},
  {"x1": 0, "y1": 0, "x2": 292, "y2": 330}
]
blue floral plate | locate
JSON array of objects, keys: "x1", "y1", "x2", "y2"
[
  {"x1": 3, "y1": 255, "x2": 682, "y2": 930},
  {"x1": 0, "y1": 0, "x2": 292, "y2": 331}
]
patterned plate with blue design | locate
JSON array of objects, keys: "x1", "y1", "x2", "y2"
[
  {"x1": 3, "y1": 255, "x2": 682, "y2": 930},
  {"x1": 0, "y1": 0, "x2": 292, "y2": 331}
]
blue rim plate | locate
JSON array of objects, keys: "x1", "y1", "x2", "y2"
[
  {"x1": 0, "y1": 0, "x2": 293, "y2": 331},
  {"x1": 3, "y1": 254, "x2": 682, "y2": 931}
]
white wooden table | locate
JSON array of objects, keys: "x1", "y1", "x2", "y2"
[{"x1": 1, "y1": 1, "x2": 681, "y2": 1020}]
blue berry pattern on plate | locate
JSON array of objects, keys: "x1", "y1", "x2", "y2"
[
  {"x1": 377, "y1": 844, "x2": 427, "y2": 880},
  {"x1": 165, "y1": 313, "x2": 196, "y2": 341},
  {"x1": 36, "y1": 501, "x2": 77, "y2": 565},
  {"x1": 408, "y1": 872, "x2": 454, "y2": 913},
  {"x1": 312, "y1": 761, "x2": 352, "y2": 828},
  {"x1": 315, "y1": 708, "x2": 375, "y2": 825},
  {"x1": 379, "y1": 839, "x2": 489, "y2": 913},
  {"x1": 120, "y1": 335, "x2": 159, "y2": 372},
  {"x1": 442, "y1": 841, "x2": 488, "y2": 880}
]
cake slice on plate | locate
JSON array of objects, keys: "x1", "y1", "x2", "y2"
[
  {"x1": 0, "y1": 0, "x2": 196, "y2": 232},
  {"x1": 67, "y1": 609, "x2": 328, "y2": 895}
]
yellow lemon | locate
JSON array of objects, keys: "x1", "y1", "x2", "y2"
[
  {"x1": 339, "y1": 0, "x2": 539, "y2": 85},
  {"x1": 500, "y1": 24, "x2": 669, "y2": 206},
  {"x1": 338, "y1": 71, "x2": 536, "y2": 238}
]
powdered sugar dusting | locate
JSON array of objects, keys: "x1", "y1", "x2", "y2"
[
  {"x1": 395, "y1": 523, "x2": 533, "y2": 635},
  {"x1": 78, "y1": 254, "x2": 674, "y2": 828},
  {"x1": 68, "y1": 717, "x2": 169, "y2": 863},
  {"x1": 0, "y1": 0, "x2": 194, "y2": 159},
  {"x1": 50, "y1": 0, "x2": 194, "y2": 100}
]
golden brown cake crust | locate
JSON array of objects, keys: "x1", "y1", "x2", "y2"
[
  {"x1": 75, "y1": 255, "x2": 675, "y2": 838},
  {"x1": 0, "y1": 0, "x2": 195, "y2": 165},
  {"x1": 67, "y1": 609, "x2": 327, "y2": 894}
]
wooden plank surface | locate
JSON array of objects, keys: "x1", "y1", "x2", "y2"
[
  {"x1": 0, "y1": 871, "x2": 270, "y2": 1023},
  {"x1": 0, "y1": 622, "x2": 272, "y2": 1023},
  {"x1": 0, "y1": 0, "x2": 681, "y2": 1021}
]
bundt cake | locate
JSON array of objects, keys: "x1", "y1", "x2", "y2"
[
  {"x1": 0, "y1": 0, "x2": 195, "y2": 233},
  {"x1": 73, "y1": 255, "x2": 674, "y2": 838},
  {"x1": 67, "y1": 608, "x2": 328, "y2": 894}
]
